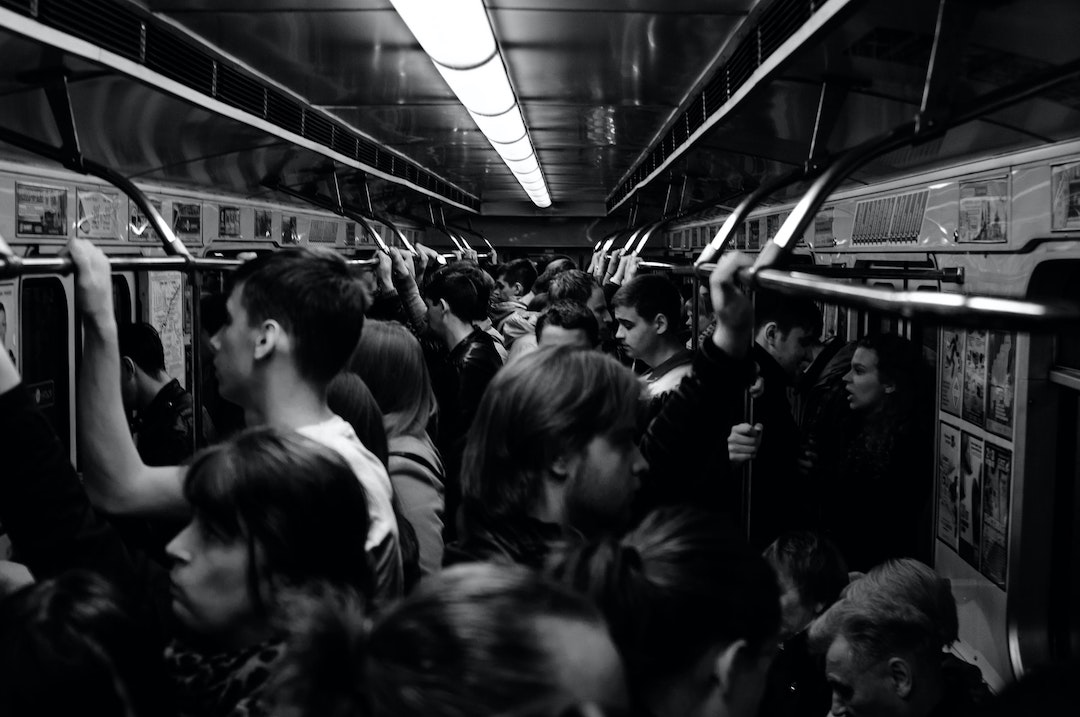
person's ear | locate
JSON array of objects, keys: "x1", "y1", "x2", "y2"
[
  {"x1": 549, "y1": 452, "x2": 578, "y2": 483},
  {"x1": 887, "y1": 656, "x2": 914, "y2": 699},
  {"x1": 652, "y1": 313, "x2": 669, "y2": 336},
  {"x1": 440, "y1": 298, "x2": 452, "y2": 315},
  {"x1": 513, "y1": 281, "x2": 524, "y2": 297},
  {"x1": 763, "y1": 321, "x2": 779, "y2": 344},
  {"x1": 253, "y1": 319, "x2": 282, "y2": 361},
  {"x1": 883, "y1": 380, "x2": 897, "y2": 394},
  {"x1": 711, "y1": 639, "x2": 749, "y2": 699},
  {"x1": 121, "y1": 356, "x2": 136, "y2": 379}
]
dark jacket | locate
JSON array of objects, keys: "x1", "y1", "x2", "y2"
[
  {"x1": 135, "y1": 379, "x2": 215, "y2": 467},
  {"x1": 746, "y1": 344, "x2": 812, "y2": 550},
  {"x1": 444, "y1": 507, "x2": 565, "y2": 569},
  {"x1": 758, "y1": 631, "x2": 830, "y2": 717}
]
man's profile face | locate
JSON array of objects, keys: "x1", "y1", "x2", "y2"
[
  {"x1": 613, "y1": 305, "x2": 659, "y2": 363},
  {"x1": 770, "y1": 326, "x2": 815, "y2": 378},
  {"x1": 494, "y1": 275, "x2": 519, "y2": 303},
  {"x1": 209, "y1": 286, "x2": 259, "y2": 404},
  {"x1": 824, "y1": 635, "x2": 901, "y2": 717}
]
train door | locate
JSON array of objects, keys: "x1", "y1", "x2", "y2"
[{"x1": 21, "y1": 275, "x2": 73, "y2": 462}]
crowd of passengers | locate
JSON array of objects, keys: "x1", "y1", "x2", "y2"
[{"x1": 0, "y1": 235, "x2": 1072, "y2": 716}]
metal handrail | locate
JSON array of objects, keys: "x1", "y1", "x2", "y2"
[
  {"x1": 689, "y1": 262, "x2": 1080, "y2": 330},
  {"x1": 0, "y1": 254, "x2": 378, "y2": 280}
]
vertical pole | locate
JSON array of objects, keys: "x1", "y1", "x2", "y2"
[{"x1": 189, "y1": 269, "x2": 204, "y2": 452}]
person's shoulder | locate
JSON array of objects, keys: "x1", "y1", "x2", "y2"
[{"x1": 299, "y1": 416, "x2": 391, "y2": 486}]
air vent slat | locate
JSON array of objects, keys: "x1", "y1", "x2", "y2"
[
  {"x1": 0, "y1": 0, "x2": 33, "y2": 15},
  {"x1": 304, "y1": 111, "x2": 334, "y2": 147},
  {"x1": 266, "y1": 90, "x2": 303, "y2": 136},
  {"x1": 39, "y1": 0, "x2": 142, "y2": 61},
  {"x1": 217, "y1": 64, "x2": 265, "y2": 117},
  {"x1": 145, "y1": 24, "x2": 214, "y2": 96}
]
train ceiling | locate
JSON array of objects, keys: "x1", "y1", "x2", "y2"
[{"x1": 0, "y1": 0, "x2": 1078, "y2": 230}]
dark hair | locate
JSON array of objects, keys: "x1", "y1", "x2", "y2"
[
  {"x1": 533, "y1": 258, "x2": 576, "y2": 294},
  {"x1": 611, "y1": 275, "x2": 682, "y2": 328},
  {"x1": 461, "y1": 346, "x2": 642, "y2": 521},
  {"x1": 425, "y1": 263, "x2": 490, "y2": 322},
  {"x1": 183, "y1": 428, "x2": 375, "y2": 612},
  {"x1": 764, "y1": 532, "x2": 849, "y2": 609},
  {"x1": 117, "y1": 322, "x2": 166, "y2": 376},
  {"x1": 499, "y1": 259, "x2": 539, "y2": 295},
  {"x1": 753, "y1": 290, "x2": 822, "y2": 336},
  {"x1": 228, "y1": 247, "x2": 367, "y2": 384},
  {"x1": 548, "y1": 507, "x2": 780, "y2": 688},
  {"x1": 327, "y1": 372, "x2": 390, "y2": 467},
  {"x1": 535, "y1": 301, "x2": 600, "y2": 347},
  {"x1": 268, "y1": 563, "x2": 611, "y2": 717},
  {"x1": 350, "y1": 320, "x2": 438, "y2": 440},
  {"x1": 0, "y1": 571, "x2": 171, "y2": 717},
  {"x1": 548, "y1": 270, "x2": 598, "y2": 305},
  {"x1": 856, "y1": 333, "x2": 923, "y2": 398}
]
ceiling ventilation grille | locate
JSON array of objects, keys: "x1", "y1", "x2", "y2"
[
  {"x1": 6, "y1": 0, "x2": 479, "y2": 210},
  {"x1": 608, "y1": 0, "x2": 816, "y2": 213}
]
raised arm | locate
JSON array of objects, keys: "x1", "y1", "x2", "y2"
[{"x1": 70, "y1": 238, "x2": 188, "y2": 518}]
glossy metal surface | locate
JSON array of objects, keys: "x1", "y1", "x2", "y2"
[{"x1": 143, "y1": 0, "x2": 754, "y2": 211}]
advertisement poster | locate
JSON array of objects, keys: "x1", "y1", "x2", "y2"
[
  {"x1": 957, "y1": 178, "x2": 1008, "y2": 243},
  {"x1": 310, "y1": 219, "x2": 338, "y2": 244},
  {"x1": 148, "y1": 272, "x2": 186, "y2": 389},
  {"x1": 130, "y1": 199, "x2": 165, "y2": 244},
  {"x1": 813, "y1": 208, "x2": 836, "y2": 248},
  {"x1": 981, "y1": 443, "x2": 1011, "y2": 588},
  {"x1": 255, "y1": 210, "x2": 273, "y2": 239},
  {"x1": 173, "y1": 202, "x2": 202, "y2": 243},
  {"x1": 1051, "y1": 161, "x2": 1080, "y2": 231},
  {"x1": 958, "y1": 432, "x2": 984, "y2": 569},
  {"x1": 937, "y1": 423, "x2": 961, "y2": 550},
  {"x1": 962, "y1": 329, "x2": 988, "y2": 428},
  {"x1": 940, "y1": 328, "x2": 964, "y2": 416},
  {"x1": 746, "y1": 219, "x2": 761, "y2": 250},
  {"x1": 76, "y1": 188, "x2": 123, "y2": 239},
  {"x1": 282, "y1": 215, "x2": 298, "y2": 244},
  {"x1": 345, "y1": 222, "x2": 357, "y2": 247},
  {"x1": 0, "y1": 282, "x2": 16, "y2": 369},
  {"x1": 986, "y1": 332, "x2": 1016, "y2": 438},
  {"x1": 16, "y1": 183, "x2": 67, "y2": 236},
  {"x1": 219, "y1": 207, "x2": 241, "y2": 237}
]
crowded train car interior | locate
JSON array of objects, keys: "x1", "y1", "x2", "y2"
[{"x1": 1, "y1": 0, "x2": 1080, "y2": 714}]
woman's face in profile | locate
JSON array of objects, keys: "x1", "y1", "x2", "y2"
[{"x1": 843, "y1": 347, "x2": 890, "y2": 412}]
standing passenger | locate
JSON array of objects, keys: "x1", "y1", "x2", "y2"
[
  {"x1": 612, "y1": 274, "x2": 694, "y2": 398},
  {"x1": 70, "y1": 239, "x2": 403, "y2": 603},
  {"x1": 745, "y1": 291, "x2": 822, "y2": 550}
]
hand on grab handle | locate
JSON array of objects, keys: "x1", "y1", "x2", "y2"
[
  {"x1": 67, "y1": 238, "x2": 114, "y2": 322},
  {"x1": 708, "y1": 252, "x2": 755, "y2": 357},
  {"x1": 728, "y1": 422, "x2": 763, "y2": 465}
]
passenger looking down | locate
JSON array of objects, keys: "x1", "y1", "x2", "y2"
[
  {"x1": 498, "y1": 256, "x2": 576, "y2": 349},
  {"x1": 446, "y1": 253, "x2": 757, "y2": 566},
  {"x1": 612, "y1": 274, "x2": 695, "y2": 398},
  {"x1": 758, "y1": 532, "x2": 850, "y2": 717},
  {"x1": 0, "y1": 313, "x2": 377, "y2": 715},
  {"x1": 535, "y1": 301, "x2": 601, "y2": 350},
  {"x1": 548, "y1": 507, "x2": 782, "y2": 717},
  {"x1": 347, "y1": 319, "x2": 447, "y2": 579},
  {"x1": 119, "y1": 322, "x2": 215, "y2": 466},
  {"x1": 809, "y1": 559, "x2": 985, "y2": 717},
  {"x1": 491, "y1": 258, "x2": 538, "y2": 332},
  {"x1": 740, "y1": 292, "x2": 823, "y2": 550},
  {"x1": 268, "y1": 564, "x2": 630, "y2": 717},
  {"x1": 71, "y1": 240, "x2": 403, "y2": 603},
  {"x1": 811, "y1": 335, "x2": 932, "y2": 571}
]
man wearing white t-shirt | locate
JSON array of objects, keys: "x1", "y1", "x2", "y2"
[{"x1": 71, "y1": 239, "x2": 402, "y2": 602}]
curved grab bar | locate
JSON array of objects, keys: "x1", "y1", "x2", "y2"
[{"x1": 695, "y1": 167, "x2": 815, "y2": 266}]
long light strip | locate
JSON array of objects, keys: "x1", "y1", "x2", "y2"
[{"x1": 390, "y1": 0, "x2": 551, "y2": 208}]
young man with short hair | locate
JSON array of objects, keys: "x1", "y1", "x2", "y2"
[
  {"x1": 71, "y1": 240, "x2": 402, "y2": 602},
  {"x1": 491, "y1": 258, "x2": 538, "y2": 331},
  {"x1": 535, "y1": 301, "x2": 600, "y2": 350},
  {"x1": 612, "y1": 274, "x2": 694, "y2": 398}
]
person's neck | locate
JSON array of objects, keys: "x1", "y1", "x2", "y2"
[
  {"x1": 519, "y1": 291, "x2": 535, "y2": 306},
  {"x1": 444, "y1": 316, "x2": 475, "y2": 351},
  {"x1": 244, "y1": 368, "x2": 333, "y2": 429},
  {"x1": 136, "y1": 372, "x2": 173, "y2": 411},
  {"x1": 908, "y1": 666, "x2": 946, "y2": 717},
  {"x1": 642, "y1": 340, "x2": 683, "y2": 371}
]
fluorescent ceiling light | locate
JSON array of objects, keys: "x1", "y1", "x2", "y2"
[
  {"x1": 391, "y1": 0, "x2": 550, "y2": 208},
  {"x1": 469, "y1": 108, "x2": 527, "y2": 145},
  {"x1": 389, "y1": 0, "x2": 495, "y2": 68},
  {"x1": 436, "y1": 57, "x2": 515, "y2": 117}
]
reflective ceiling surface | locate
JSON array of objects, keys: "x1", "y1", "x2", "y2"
[{"x1": 141, "y1": 0, "x2": 755, "y2": 212}]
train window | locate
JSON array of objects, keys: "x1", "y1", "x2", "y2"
[{"x1": 21, "y1": 278, "x2": 71, "y2": 455}]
